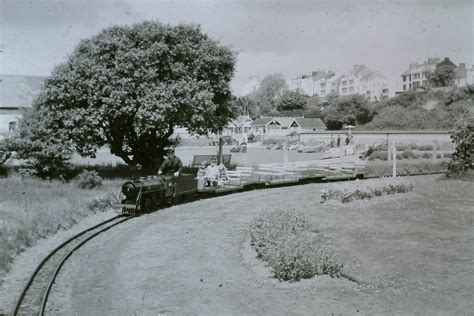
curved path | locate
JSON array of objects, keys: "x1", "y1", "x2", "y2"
[{"x1": 48, "y1": 176, "x2": 474, "y2": 315}]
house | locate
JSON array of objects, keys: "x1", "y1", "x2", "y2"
[
  {"x1": 338, "y1": 65, "x2": 390, "y2": 101},
  {"x1": 250, "y1": 116, "x2": 326, "y2": 137},
  {"x1": 223, "y1": 115, "x2": 253, "y2": 136},
  {"x1": 401, "y1": 58, "x2": 440, "y2": 91},
  {"x1": 0, "y1": 74, "x2": 46, "y2": 136},
  {"x1": 287, "y1": 70, "x2": 338, "y2": 97}
]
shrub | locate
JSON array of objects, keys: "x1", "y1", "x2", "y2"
[
  {"x1": 418, "y1": 145, "x2": 434, "y2": 151},
  {"x1": 422, "y1": 152, "x2": 430, "y2": 158},
  {"x1": 75, "y1": 170, "x2": 104, "y2": 189},
  {"x1": 447, "y1": 109, "x2": 473, "y2": 177},
  {"x1": 249, "y1": 211, "x2": 342, "y2": 282}
]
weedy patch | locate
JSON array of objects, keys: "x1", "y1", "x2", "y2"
[
  {"x1": 249, "y1": 210, "x2": 342, "y2": 282},
  {"x1": 321, "y1": 177, "x2": 414, "y2": 204}
]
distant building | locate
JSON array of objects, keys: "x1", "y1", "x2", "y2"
[
  {"x1": 0, "y1": 74, "x2": 46, "y2": 136},
  {"x1": 401, "y1": 58, "x2": 440, "y2": 91},
  {"x1": 250, "y1": 116, "x2": 326, "y2": 137},
  {"x1": 402, "y1": 57, "x2": 473, "y2": 91},
  {"x1": 288, "y1": 65, "x2": 390, "y2": 101},
  {"x1": 223, "y1": 115, "x2": 253, "y2": 136}
]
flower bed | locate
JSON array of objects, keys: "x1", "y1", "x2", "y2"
[
  {"x1": 321, "y1": 177, "x2": 414, "y2": 203},
  {"x1": 249, "y1": 210, "x2": 342, "y2": 282}
]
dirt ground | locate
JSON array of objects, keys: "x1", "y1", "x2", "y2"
[{"x1": 37, "y1": 175, "x2": 473, "y2": 315}]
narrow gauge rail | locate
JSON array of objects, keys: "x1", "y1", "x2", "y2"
[{"x1": 13, "y1": 215, "x2": 132, "y2": 316}]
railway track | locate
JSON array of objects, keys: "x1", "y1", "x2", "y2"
[{"x1": 13, "y1": 215, "x2": 132, "y2": 316}]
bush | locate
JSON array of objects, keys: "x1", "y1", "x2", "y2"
[
  {"x1": 75, "y1": 170, "x2": 104, "y2": 189},
  {"x1": 447, "y1": 109, "x2": 474, "y2": 177},
  {"x1": 422, "y1": 152, "x2": 430, "y2": 158},
  {"x1": 418, "y1": 145, "x2": 434, "y2": 151},
  {"x1": 249, "y1": 211, "x2": 342, "y2": 282}
]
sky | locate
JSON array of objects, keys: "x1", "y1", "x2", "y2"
[{"x1": 1, "y1": 0, "x2": 473, "y2": 94}]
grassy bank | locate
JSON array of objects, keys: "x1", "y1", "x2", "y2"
[{"x1": 0, "y1": 177, "x2": 122, "y2": 282}]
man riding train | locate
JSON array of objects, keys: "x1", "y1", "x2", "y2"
[{"x1": 158, "y1": 148, "x2": 183, "y2": 176}]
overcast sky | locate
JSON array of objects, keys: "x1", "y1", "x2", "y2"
[{"x1": 1, "y1": 0, "x2": 473, "y2": 94}]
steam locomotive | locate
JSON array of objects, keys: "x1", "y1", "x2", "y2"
[{"x1": 119, "y1": 174, "x2": 198, "y2": 214}]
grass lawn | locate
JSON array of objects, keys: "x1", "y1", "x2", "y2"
[
  {"x1": 303, "y1": 175, "x2": 474, "y2": 313},
  {"x1": 0, "y1": 177, "x2": 123, "y2": 283}
]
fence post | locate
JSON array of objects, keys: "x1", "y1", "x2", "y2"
[
  {"x1": 432, "y1": 140, "x2": 438, "y2": 162},
  {"x1": 387, "y1": 133, "x2": 391, "y2": 162},
  {"x1": 392, "y1": 141, "x2": 397, "y2": 177},
  {"x1": 284, "y1": 140, "x2": 288, "y2": 164}
]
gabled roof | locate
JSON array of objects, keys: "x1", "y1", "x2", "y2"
[
  {"x1": 0, "y1": 74, "x2": 46, "y2": 108},
  {"x1": 250, "y1": 117, "x2": 273, "y2": 126},
  {"x1": 228, "y1": 115, "x2": 253, "y2": 127},
  {"x1": 270, "y1": 117, "x2": 295, "y2": 127},
  {"x1": 293, "y1": 118, "x2": 326, "y2": 129}
]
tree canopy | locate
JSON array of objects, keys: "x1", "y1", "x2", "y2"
[
  {"x1": 15, "y1": 21, "x2": 236, "y2": 174},
  {"x1": 428, "y1": 66, "x2": 456, "y2": 87},
  {"x1": 276, "y1": 90, "x2": 309, "y2": 112}
]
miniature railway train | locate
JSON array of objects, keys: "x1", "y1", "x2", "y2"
[{"x1": 118, "y1": 157, "x2": 367, "y2": 214}]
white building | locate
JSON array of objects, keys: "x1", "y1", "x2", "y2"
[
  {"x1": 401, "y1": 58, "x2": 440, "y2": 91},
  {"x1": 0, "y1": 74, "x2": 45, "y2": 137}
]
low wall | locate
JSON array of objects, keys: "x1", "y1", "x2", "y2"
[{"x1": 299, "y1": 130, "x2": 453, "y2": 149}]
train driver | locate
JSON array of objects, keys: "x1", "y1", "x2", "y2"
[{"x1": 158, "y1": 148, "x2": 183, "y2": 176}]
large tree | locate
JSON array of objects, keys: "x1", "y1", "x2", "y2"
[
  {"x1": 252, "y1": 73, "x2": 288, "y2": 114},
  {"x1": 17, "y1": 21, "x2": 236, "y2": 173},
  {"x1": 276, "y1": 90, "x2": 309, "y2": 112},
  {"x1": 322, "y1": 95, "x2": 374, "y2": 130}
]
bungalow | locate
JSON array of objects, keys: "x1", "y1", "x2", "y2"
[
  {"x1": 250, "y1": 116, "x2": 326, "y2": 137},
  {"x1": 223, "y1": 115, "x2": 253, "y2": 136}
]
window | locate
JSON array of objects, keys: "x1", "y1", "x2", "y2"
[
  {"x1": 403, "y1": 84, "x2": 406, "y2": 90},
  {"x1": 9, "y1": 121, "x2": 17, "y2": 132},
  {"x1": 331, "y1": 82, "x2": 336, "y2": 87},
  {"x1": 320, "y1": 83, "x2": 326, "y2": 88},
  {"x1": 342, "y1": 80, "x2": 347, "y2": 86},
  {"x1": 403, "y1": 75, "x2": 407, "y2": 82},
  {"x1": 342, "y1": 87, "x2": 347, "y2": 93},
  {"x1": 349, "y1": 80, "x2": 354, "y2": 85},
  {"x1": 349, "y1": 87, "x2": 354, "y2": 92},
  {"x1": 321, "y1": 89, "x2": 326, "y2": 95}
]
